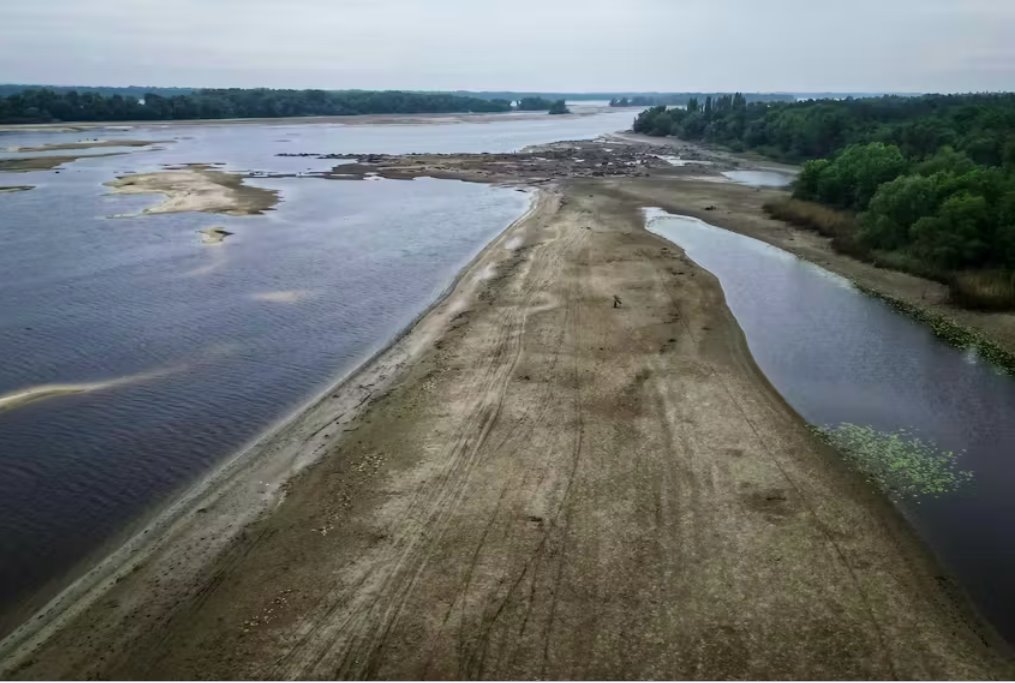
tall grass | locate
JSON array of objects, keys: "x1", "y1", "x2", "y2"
[
  {"x1": 949, "y1": 270, "x2": 1015, "y2": 311},
  {"x1": 762, "y1": 198, "x2": 867, "y2": 258}
]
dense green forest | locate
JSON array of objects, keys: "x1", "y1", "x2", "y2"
[
  {"x1": 0, "y1": 88, "x2": 513, "y2": 123},
  {"x1": 634, "y1": 93, "x2": 1015, "y2": 308}
]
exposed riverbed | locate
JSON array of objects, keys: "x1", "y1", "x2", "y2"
[{"x1": 0, "y1": 109, "x2": 635, "y2": 635}]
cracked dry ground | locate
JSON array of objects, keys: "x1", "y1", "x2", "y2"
[{"x1": 17, "y1": 180, "x2": 1011, "y2": 680}]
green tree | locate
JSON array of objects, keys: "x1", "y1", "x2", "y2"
[
  {"x1": 547, "y1": 99, "x2": 570, "y2": 115},
  {"x1": 860, "y1": 174, "x2": 942, "y2": 250},
  {"x1": 911, "y1": 192, "x2": 992, "y2": 267}
]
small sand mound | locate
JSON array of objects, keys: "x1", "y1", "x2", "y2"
[
  {"x1": 251, "y1": 290, "x2": 311, "y2": 303},
  {"x1": 199, "y1": 226, "x2": 234, "y2": 245}
]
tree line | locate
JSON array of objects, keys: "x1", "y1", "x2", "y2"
[
  {"x1": 613, "y1": 92, "x2": 794, "y2": 108},
  {"x1": 0, "y1": 88, "x2": 514, "y2": 124},
  {"x1": 634, "y1": 93, "x2": 1015, "y2": 305},
  {"x1": 0, "y1": 84, "x2": 195, "y2": 99}
]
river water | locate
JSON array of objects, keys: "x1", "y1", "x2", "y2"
[
  {"x1": 646, "y1": 210, "x2": 1015, "y2": 643},
  {"x1": 0, "y1": 109, "x2": 636, "y2": 633}
]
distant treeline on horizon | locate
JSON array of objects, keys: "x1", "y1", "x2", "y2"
[
  {"x1": 0, "y1": 88, "x2": 523, "y2": 124},
  {"x1": 0, "y1": 84, "x2": 905, "y2": 101},
  {"x1": 0, "y1": 83, "x2": 924, "y2": 123}
]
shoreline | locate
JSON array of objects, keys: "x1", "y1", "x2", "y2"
[
  {"x1": 0, "y1": 106, "x2": 631, "y2": 134},
  {"x1": 0, "y1": 188, "x2": 543, "y2": 674},
  {"x1": 4, "y1": 172, "x2": 1011, "y2": 678}
]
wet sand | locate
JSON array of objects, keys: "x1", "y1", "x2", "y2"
[
  {"x1": 106, "y1": 164, "x2": 279, "y2": 215},
  {"x1": 2, "y1": 163, "x2": 1011, "y2": 678}
]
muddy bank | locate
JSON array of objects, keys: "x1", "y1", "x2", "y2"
[
  {"x1": 106, "y1": 164, "x2": 279, "y2": 215},
  {"x1": 9, "y1": 139, "x2": 164, "y2": 153},
  {"x1": 3, "y1": 177, "x2": 1010, "y2": 679}
]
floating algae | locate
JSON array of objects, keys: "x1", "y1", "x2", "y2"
[{"x1": 815, "y1": 423, "x2": 973, "y2": 500}]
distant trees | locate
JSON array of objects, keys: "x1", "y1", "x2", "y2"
[
  {"x1": 548, "y1": 99, "x2": 570, "y2": 115},
  {"x1": 632, "y1": 92, "x2": 1015, "y2": 164},
  {"x1": 610, "y1": 93, "x2": 794, "y2": 108},
  {"x1": 516, "y1": 97, "x2": 554, "y2": 111},
  {"x1": 0, "y1": 88, "x2": 514, "y2": 124},
  {"x1": 610, "y1": 96, "x2": 656, "y2": 107}
]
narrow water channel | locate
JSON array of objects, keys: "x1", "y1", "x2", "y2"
[{"x1": 646, "y1": 209, "x2": 1015, "y2": 643}]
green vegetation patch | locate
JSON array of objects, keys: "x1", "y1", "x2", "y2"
[
  {"x1": 815, "y1": 423, "x2": 973, "y2": 500},
  {"x1": 637, "y1": 94, "x2": 1015, "y2": 311}
]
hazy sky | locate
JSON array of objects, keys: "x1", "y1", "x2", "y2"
[{"x1": 2, "y1": 0, "x2": 1013, "y2": 92}]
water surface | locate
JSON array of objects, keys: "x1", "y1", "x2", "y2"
[
  {"x1": 647, "y1": 210, "x2": 1015, "y2": 642},
  {"x1": 721, "y1": 169, "x2": 794, "y2": 187}
]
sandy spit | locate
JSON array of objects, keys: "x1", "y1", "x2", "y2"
[
  {"x1": 2, "y1": 177, "x2": 1010, "y2": 679},
  {"x1": 106, "y1": 164, "x2": 279, "y2": 215}
]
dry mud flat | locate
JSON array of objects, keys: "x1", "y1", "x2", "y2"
[{"x1": 3, "y1": 170, "x2": 1011, "y2": 679}]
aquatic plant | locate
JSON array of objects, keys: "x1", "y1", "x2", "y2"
[{"x1": 815, "y1": 423, "x2": 973, "y2": 500}]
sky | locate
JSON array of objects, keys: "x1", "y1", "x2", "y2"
[{"x1": 1, "y1": 0, "x2": 1013, "y2": 93}]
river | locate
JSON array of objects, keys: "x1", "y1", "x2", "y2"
[
  {"x1": 0, "y1": 109, "x2": 636, "y2": 634},
  {"x1": 647, "y1": 209, "x2": 1015, "y2": 643}
]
